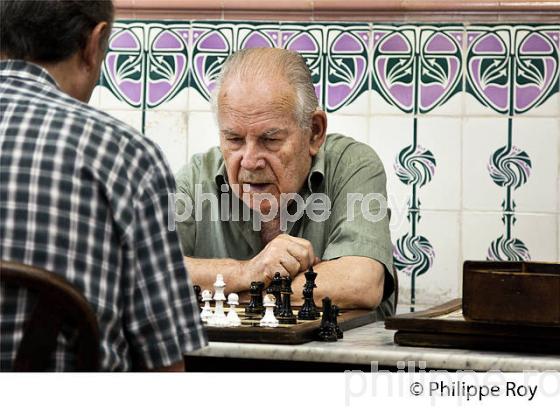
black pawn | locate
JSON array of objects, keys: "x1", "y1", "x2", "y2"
[
  {"x1": 193, "y1": 285, "x2": 202, "y2": 306},
  {"x1": 245, "y1": 281, "x2": 265, "y2": 318},
  {"x1": 317, "y1": 297, "x2": 337, "y2": 342},
  {"x1": 332, "y1": 305, "x2": 343, "y2": 339},
  {"x1": 278, "y1": 276, "x2": 297, "y2": 324}
]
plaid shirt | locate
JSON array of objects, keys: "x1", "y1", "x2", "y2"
[{"x1": 0, "y1": 60, "x2": 207, "y2": 371}]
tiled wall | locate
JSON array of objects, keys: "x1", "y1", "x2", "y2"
[{"x1": 90, "y1": 21, "x2": 560, "y2": 309}]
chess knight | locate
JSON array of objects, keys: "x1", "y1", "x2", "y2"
[{"x1": 175, "y1": 47, "x2": 395, "y2": 316}]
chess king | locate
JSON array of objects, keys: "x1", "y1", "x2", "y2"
[{"x1": 175, "y1": 47, "x2": 395, "y2": 316}]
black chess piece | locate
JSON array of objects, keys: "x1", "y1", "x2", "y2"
[
  {"x1": 317, "y1": 297, "x2": 337, "y2": 342},
  {"x1": 245, "y1": 281, "x2": 265, "y2": 318},
  {"x1": 298, "y1": 267, "x2": 319, "y2": 320},
  {"x1": 332, "y1": 304, "x2": 343, "y2": 339},
  {"x1": 297, "y1": 283, "x2": 318, "y2": 320},
  {"x1": 268, "y1": 272, "x2": 282, "y2": 315},
  {"x1": 278, "y1": 276, "x2": 297, "y2": 324},
  {"x1": 193, "y1": 285, "x2": 202, "y2": 306}
]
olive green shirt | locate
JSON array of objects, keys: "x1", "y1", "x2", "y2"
[{"x1": 175, "y1": 133, "x2": 395, "y2": 318}]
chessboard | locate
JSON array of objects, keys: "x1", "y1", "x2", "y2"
[{"x1": 204, "y1": 306, "x2": 376, "y2": 344}]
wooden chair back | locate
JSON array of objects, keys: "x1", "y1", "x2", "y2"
[{"x1": 1, "y1": 260, "x2": 100, "y2": 371}]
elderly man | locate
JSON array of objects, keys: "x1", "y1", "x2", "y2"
[
  {"x1": 176, "y1": 48, "x2": 395, "y2": 315},
  {"x1": 0, "y1": 0, "x2": 206, "y2": 371}
]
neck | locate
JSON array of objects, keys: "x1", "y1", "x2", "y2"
[
  {"x1": 36, "y1": 55, "x2": 90, "y2": 102},
  {"x1": 260, "y1": 218, "x2": 282, "y2": 245}
]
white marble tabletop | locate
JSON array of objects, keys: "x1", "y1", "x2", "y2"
[{"x1": 189, "y1": 322, "x2": 560, "y2": 371}]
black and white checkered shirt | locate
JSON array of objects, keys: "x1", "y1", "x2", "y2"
[{"x1": 0, "y1": 60, "x2": 207, "y2": 371}]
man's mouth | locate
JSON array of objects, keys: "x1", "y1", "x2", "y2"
[{"x1": 243, "y1": 183, "x2": 272, "y2": 193}]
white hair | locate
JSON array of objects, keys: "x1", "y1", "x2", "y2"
[{"x1": 211, "y1": 47, "x2": 320, "y2": 129}]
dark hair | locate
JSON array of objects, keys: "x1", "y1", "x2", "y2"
[{"x1": 0, "y1": 0, "x2": 114, "y2": 63}]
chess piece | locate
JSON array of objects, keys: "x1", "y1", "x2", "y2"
[
  {"x1": 200, "y1": 289, "x2": 213, "y2": 323},
  {"x1": 245, "y1": 281, "x2": 265, "y2": 318},
  {"x1": 317, "y1": 297, "x2": 337, "y2": 342},
  {"x1": 332, "y1": 304, "x2": 343, "y2": 339},
  {"x1": 298, "y1": 267, "x2": 319, "y2": 320},
  {"x1": 259, "y1": 294, "x2": 279, "y2": 328},
  {"x1": 278, "y1": 276, "x2": 297, "y2": 324},
  {"x1": 306, "y1": 267, "x2": 320, "y2": 318},
  {"x1": 226, "y1": 293, "x2": 242, "y2": 327},
  {"x1": 269, "y1": 272, "x2": 283, "y2": 315},
  {"x1": 209, "y1": 274, "x2": 228, "y2": 327},
  {"x1": 193, "y1": 285, "x2": 203, "y2": 306}
]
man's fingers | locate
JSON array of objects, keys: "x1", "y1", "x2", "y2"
[
  {"x1": 279, "y1": 254, "x2": 301, "y2": 276},
  {"x1": 279, "y1": 235, "x2": 316, "y2": 268},
  {"x1": 286, "y1": 242, "x2": 310, "y2": 271}
]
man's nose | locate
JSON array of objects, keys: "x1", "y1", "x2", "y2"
[{"x1": 240, "y1": 143, "x2": 265, "y2": 170}]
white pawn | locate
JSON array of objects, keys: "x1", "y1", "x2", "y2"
[
  {"x1": 209, "y1": 274, "x2": 228, "y2": 327},
  {"x1": 226, "y1": 293, "x2": 241, "y2": 327},
  {"x1": 200, "y1": 289, "x2": 213, "y2": 323},
  {"x1": 260, "y1": 294, "x2": 279, "y2": 328}
]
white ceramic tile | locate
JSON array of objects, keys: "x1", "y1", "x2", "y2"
[
  {"x1": 369, "y1": 116, "x2": 414, "y2": 225},
  {"x1": 98, "y1": 86, "x2": 134, "y2": 111},
  {"x1": 335, "y1": 90, "x2": 369, "y2": 116},
  {"x1": 416, "y1": 117, "x2": 461, "y2": 210},
  {"x1": 144, "y1": 111, "x2": 188, "y2": 174},
  {"x1": 511, "y1": 117, "x2": 559, "y2": 213},
  {"x1": 462, "y1": 211, "x2": 557, "y2": 263},
  {"x1": 370, "y1": 87, "x2": 462, "y2": 117},
  {"x1": 104, "y1": 109, "x2": 142, "y2": 133},
  {"x1": 188, "y1": 87, "x2": 214, "y2": 112},
  {"x1": 370, "y1": 89, "x2": 407, "y2": 116},
  {"x1": 517, "y1": 91, "x2": 560, "y2": 117},
  {"x1": 462, "y1": 117, "x2": 508, "y2": 211},
  {"x1": 514, "y1": 213, "x2": 558, "y2": 262},
  {"x1": 326, "y1": 114, "x2": 368, "y2": 144},
  {"x1": 421, "y1": 92, "x2": 463, "y2": 117},
  {"x1": 187, "y1": 111, "x2": 220, "y2": 159},
  {"x1": 149, "y1": 86, "x2": 189, "y2": 112},
  {"x1": 462, "y1": 212, "x2": 508, "y2": 261},
  {"x1": 88, "y1": 85, "x2": 102, "y2": 109},
  {"x1": 464, "y1": 93, "x2": 502, "y2": 116},
  {"x1": 397, "y1": 211, "x2": 461, "y2": 306}
]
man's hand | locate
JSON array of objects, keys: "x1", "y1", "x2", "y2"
[{"x1": 241, "y1": 234, "x2": 318, "y2": 287}]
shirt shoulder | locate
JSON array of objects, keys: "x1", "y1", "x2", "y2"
[
  {"x1": 175, "y1": 146, "x2": 223, "y2": 192},
  {"x1": 323, "y1": 133, "x2": 385, "y2": 181}
]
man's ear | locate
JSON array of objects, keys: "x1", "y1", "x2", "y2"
[
  {"x1": 81, "y1": 21, "x2": 110, "y2": 70},
  {"x1": 309, "y1": 109, "x2": 327, "y2": 156}
]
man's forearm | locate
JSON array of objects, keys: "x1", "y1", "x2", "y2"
[
  {"x1": 291, "y1": 256, "x2": 385, "y2": 310},
  {"x1": 184, "y1": 256, "x2": 249, "y2": 293}
]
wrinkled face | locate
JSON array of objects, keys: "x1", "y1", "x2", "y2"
[{"x1": 218, "y1": 77, "x2": 315, "y2": 215}]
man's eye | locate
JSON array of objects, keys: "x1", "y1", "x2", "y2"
[
  {"x1": 227, "y1": 137, "x2": 243, "y2": 143},
  {"x1": 263, "y1": 138, "x2": 278, "y2": 143}
]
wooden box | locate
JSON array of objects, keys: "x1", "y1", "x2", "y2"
[
  {"x1": 385, "y1": 299, "x2": 560, "y2": 354},
  {"x1": 462, "y1": 261, "x2": 560, "y2": 326}
]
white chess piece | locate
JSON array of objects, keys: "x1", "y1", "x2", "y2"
[
  {"x1": 260, "y1": 294, "x2": 279, "y2": 328},
  {"x1": 200, "y1": 289, "x2": 213, "y2": 323},
  {"x1": 226, "y1": 293, "x2": 241, "y2": 327},
  {"x1": 209, "y1": 274, "x2": 228, "y2": 327}
]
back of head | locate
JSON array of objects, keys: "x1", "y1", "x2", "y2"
[
  {"x1": 0, "y1": 0, "x2": 114, "y2": 63},
  {"x1": 215, "y1": 47, "x2": 320, "y2": 129}
]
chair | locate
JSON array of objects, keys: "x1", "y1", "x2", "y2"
[{"x1": 1, "y1": 260, "x2": 100, "y2": 371}]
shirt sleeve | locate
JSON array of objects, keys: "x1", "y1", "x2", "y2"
[
  {"x1": 124, "y1": 164, "x2": 207, "y2": 370},
  {"x1": 322, "y1": 142, "x2": 396, "y2": 306},
  {"x1": 174, "y1": 162, "x2": 197, "y2": 257}
]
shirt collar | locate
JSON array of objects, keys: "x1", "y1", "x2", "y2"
[
  {"x1": 214, "y1": 143, "x2": 326, "y2": 194},
  {"x1": 0, "y1": 59, "x2": 60, "y2": 90}
]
